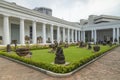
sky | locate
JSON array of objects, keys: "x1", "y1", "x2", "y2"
[{"x1": 5, "y1": 0, "x2": 120, "y2": 22}]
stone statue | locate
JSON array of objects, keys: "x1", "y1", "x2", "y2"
[
  {"x1": 64, "y1": 42, "x2": 69, "y2": 48},
  {"x1": 6, "y1": 44, "x2": 11, "y2": 52},
  {"x1": 54, "y1": 47, "x2": 65, "y2": 64},
  {"x1": 54, "y1": 40, "x2": 58, "y2": 48},
  {"x1": 12, "y1": 40, "x2": 17, "y2": 51},
  {"x1": 16, "y1": 48, "x2": 32, "y2": 57},
  {"x1": 88, "y1": 43, "x2": 92, "y2": 49},
  {"x1": 79, "y1": 41, "x2": 84, "y2": 47},
  {"x1": 48, "y1": 44, "x2": 56, "y2": 53}
]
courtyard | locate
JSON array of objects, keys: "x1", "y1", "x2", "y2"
[
  {"x1": 0, "y1": 45, "x2": 120, "y2": 80},
  {"x1": 0, "y1": 43, "x2": 118, "y2": 74}
]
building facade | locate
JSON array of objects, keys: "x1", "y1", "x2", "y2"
[
  {"x1": 0, "y1": 0, "x2": 120, "y2": 45},
  {"x1": 33, "y1": 7, "x2": 52, "y2": 16}
]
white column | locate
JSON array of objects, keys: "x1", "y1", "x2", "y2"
[
  {"x1": 20, "y1": 18, "x2": 25, "y2": 44},
  {"x1": 57, "y1": 26, "x2": 60, "y2": 43},
  {"x1": 78, "y1": 31, "x2": 80, "y2": 41},
  {"x1": 83, "y1": 31, "x2": 85, "y2": 42},
  {"x1": 113, "y1": 28, "x2": 116, "y2": 43},
  {"x1": 72, "y1": 29, "x2": 74, "y2": 43},
  {"x1": 63, "y1": 28, "x2": 65, "y2": 42},
  {"x1": 3, "y1": 15, "x2": 10, "y2": 45},
  {"x1": 50, "y1": 24, "x2": 54, "y2": 44},
  {"x1": 32, "y1": 21, "x2": 36, "y2": 44},
  {"x1": 75, "y1": 30, "x2": 77, "y2": 42},
  {"x1": 117, "y1": 28, "x2": 119, "y2": 44},
  {"x1": 80, "y1": 31, "x2": 81, "y2": 41},
  {"x1": 91, "y1": 30, "x2": 94, "y2": 40},
  {"x1": 42, "y1": 23, "x2": 46, "y2": 44},
  {"x1": 67, "y1": 28, "x2": 70, "y2": 43},
  {"x1": 81, "y1": 31, "x2": 83, "y2": 41},
  {"x1": 94, "y1": 30, "x2": 97, "y2": 43}
]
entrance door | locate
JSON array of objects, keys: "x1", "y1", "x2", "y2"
[{"x1": 11, "y1": 24, "x2": 20, "y2": 44}]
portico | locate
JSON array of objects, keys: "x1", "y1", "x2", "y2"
[{"x1": 0, "y1": 14, "x2": 80, "y2": 45}]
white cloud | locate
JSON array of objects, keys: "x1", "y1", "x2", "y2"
[{"x1": 5, "y1": 0, "x2": 120, "y2": 22}]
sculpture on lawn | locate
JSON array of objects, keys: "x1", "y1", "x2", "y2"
[
  {"x1": 6, "y1": 44, "x2": 11, "y2": 52},
  {"x1": 88, "y1": 43, "x2": 92, "y2": 49},
  {"x1": 54, "y1": 47, "x2": 65, "y2": 64},
  {"x1": 16, "y1": 48, "x2": 32, "y2": 57},
  {"x1": 48, "y1": 41, "x2": 58, "y2": 53}
]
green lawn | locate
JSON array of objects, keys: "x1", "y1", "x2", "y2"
[
  {"x1": 11, "y1": 45, "x2": 112, "y2": 64},
  {"x1": 7, "y1": 45, "x2": 113, "y2": 64}
]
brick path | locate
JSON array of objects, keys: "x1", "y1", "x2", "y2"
[{"x1": 0, "y1": 47, "x2": 120, "y2": 80}]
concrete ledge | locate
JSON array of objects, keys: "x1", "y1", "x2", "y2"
[{"x1": 0, "y1": 46, "x2": 118, "y2": 77}]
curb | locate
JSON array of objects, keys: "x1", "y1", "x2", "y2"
[{"x1": 0, "y1": 46, "x2": 118, "y2": 77}]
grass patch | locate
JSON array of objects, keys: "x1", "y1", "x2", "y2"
[{"x1": 30, "y1": 45, "x2": 116, "y2": 63}]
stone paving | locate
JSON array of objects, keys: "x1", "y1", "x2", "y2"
[{"x1": 0, "y1": 47, "x2": 120, "y2": 80}]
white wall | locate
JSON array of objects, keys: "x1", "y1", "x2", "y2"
[
  {"x1": 46, "y1": 25, "x2": 51, "y2": 40},
  {"x1": 24, "y1": 22, "x2": 31, "y2": 36},
  {"x1": 97, "y1": 29, "x2": 112, "y2": 41},
  {"x1": 36, "y1": 23, "x2": 42, "y2": 38}
]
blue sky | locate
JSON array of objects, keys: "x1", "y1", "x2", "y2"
[{"x1": 5, "y1": 0, "x2": 120, "y2": 22}]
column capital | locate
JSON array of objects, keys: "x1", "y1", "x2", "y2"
[
  {"x1": 42, "y1": 22, "x2": 47, "y2": 24},
  {"x1": 50, "y1": 24, "x2": 54, "y2": 26},
  {"x1": 67, "y1": 28, "x2": 70, "y2": 30},
  {"x1": 117, "y1": 27, "x2": 119, "y2": 29},
  {"x1": 20, "y1": 17, "x2": 25, "y2": 20},
  {"x1": 32, "y1": 20, "x2": 37, "y2": 22},
  {"x1": 62, "y1": 27, "x2": 66, "y2": 29},
  {"x1": 57, "y1": 26, "x2": 60, "y2": 28},
  {"x1": 3, "y1": 14, "x2": 10, "y2": 17},
  {"x1": 93, "y1": 28, "x2": 97, "y2": 31},
  {"x1": 32, "y1": 21, "x2": 36, "y2": 25}
]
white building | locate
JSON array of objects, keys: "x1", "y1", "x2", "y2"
[{"x1": 0, "y1": 0, "x2": 120, "y2": 45}]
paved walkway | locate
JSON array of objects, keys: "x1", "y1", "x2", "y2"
[{"x1": 0, "y1": 47, "x2": 120, "y2": 80}]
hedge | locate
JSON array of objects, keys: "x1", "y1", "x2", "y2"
[
  {"x1": 0, "y1": 45, "x2": 118, "y2": 73},
  {"x1": 0, "y1": 43, "x2": 77, "y2": 52}
]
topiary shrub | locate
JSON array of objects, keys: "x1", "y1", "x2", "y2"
[{"x1": 93, "y1": 45, "x2": 100, "y2": 52}]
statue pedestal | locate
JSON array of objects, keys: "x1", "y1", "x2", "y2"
[{"x1": 51, "y1": 62, "x2": 70, "y2": 66}]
